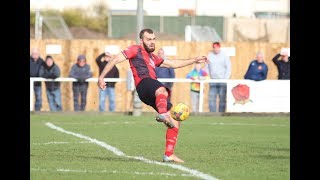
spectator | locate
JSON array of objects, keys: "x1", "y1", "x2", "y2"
[
  {"x1": 30, "y1": 48, "x2": 44, "y2": 111},
  {"x1": 39, "y1": 55, "x2": 62, "y2": 111},
  {"x1": 95, "y1": 51, "x2": 119, "y2": 112},
  {"x1": 69, "y1": 55, "x2": 93, "y2": 111},
  {"x1": 244, "y1": 52, "x2": 268, "y2": 81},
  {"x1": 272, "y1": 51, "x2": 290, "y2": 80},
  {"x1": 155, "y1": 48, "x2": 175, "y2": 101},
  {"x1": 186, "y1": 62, "x2": 209, "y2": 112},
  {"x1": 207, "y1": 42, "x2": 231, "y2": 112}
]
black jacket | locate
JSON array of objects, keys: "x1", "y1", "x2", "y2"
[
  {"x1": 39, "y1": 62, "x2": 61, "y2": 90},
  {"x1": 272, "y1": 54, "x2": 290, "y2": 80},
  {"x1": 96, "y1": 53, "x2": 119, "y2": 87},
  {"x1": 30, "y1": 56, "x2": 44, "y2": 87}
]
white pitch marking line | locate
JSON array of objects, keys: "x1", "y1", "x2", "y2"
[
  {"x1": 32, "y1": 141, "x2": 69, "y2": 145},
  {"x1": 45, "y1": 122, "x2": 218, "y2": 180},
  {"x1": 32, "y1": 141, "x2": 93, "y2": 145},
  {"x1": 31, "y1": 167, "x2": 194, "y2": 177}
]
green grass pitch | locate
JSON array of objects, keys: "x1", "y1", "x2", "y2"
[{"x1": 30, "y1": 113, "x2": 289, "y2": 180}]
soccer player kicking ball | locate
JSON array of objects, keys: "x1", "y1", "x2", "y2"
[{"x1": 98, "y1": 28, "x2": 208, "y2": 163}]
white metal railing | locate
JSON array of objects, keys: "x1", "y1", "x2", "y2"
[
  {"x1": 30, "y1": 77, "x2": 126, "y2": 111},
  {"x1": 30, "y1": 77, "x2": 287, "y2": 112}
]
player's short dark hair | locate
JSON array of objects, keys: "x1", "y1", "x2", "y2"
[{"x1": 139, "y1": 28, "x2": 154, "y2": 39}]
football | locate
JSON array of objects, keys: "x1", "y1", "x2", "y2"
[{"x1": 170, "y1": 103, "x2": 190, "y2": 121}]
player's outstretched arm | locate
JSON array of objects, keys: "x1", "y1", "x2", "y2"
[
  {"x1": 160, "y1": 56, "x2": 209, "y2": 69},
  {"x1": 98, "y1": 53, "x2": 127, "y2": 90}
]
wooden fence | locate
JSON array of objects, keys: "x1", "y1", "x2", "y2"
[{"x1": 30, "y1": 39, "x2": 289, "y2": 112}]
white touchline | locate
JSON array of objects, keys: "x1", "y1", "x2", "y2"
[
  {"x1": 45, "y1": 122, "x2": 218, "y2": 180},
  {"x1": 32, "y1": 141, "x2": 93, "y2": 145},
  {"x1": 32, "y1": 142, "x2": 69, "y2": 145}
]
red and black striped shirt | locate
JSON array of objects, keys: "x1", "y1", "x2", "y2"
[{"x1": 122, "y1": 45, "x2": 164, "y2": 86}]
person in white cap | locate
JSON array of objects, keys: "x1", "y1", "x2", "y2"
[{"x1": 272, "y1": 51, "x2": 290, "y2": 80}]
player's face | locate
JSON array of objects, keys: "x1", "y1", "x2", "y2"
[{"x1": 141, "y1": 32, "x2": 156, "y2": 53}]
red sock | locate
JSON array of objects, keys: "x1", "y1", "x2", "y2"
[
  {"x1": 156, "y1": 94, "x2": 167, "y2": 114},
  {"x1": 165, "y1": 127, "x2": 179, "y2": 157}
]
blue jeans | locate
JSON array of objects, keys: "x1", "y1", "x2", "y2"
[
  {"x1": 209, "y1": 83, "x2": 227, "y2": 112},
  {"x1": 34, "y1": 86, "x2": 42, "y2": 111},
  {"x1": 46, "y1": 88, "x2": 62, "y2": 111},
  {"x1": 99, "y1": 87, "x2": 116, "y2": 112},
  {"x1": 190, "y1": 91, "x2": 200, "y2": 112},
  {"x1": 72, "y1": 83, "x2": 88, "y2": 111}
]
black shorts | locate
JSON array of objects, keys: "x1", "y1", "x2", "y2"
[{"x1": 136, "y1": 77, "x2": 172, "y2": 113}]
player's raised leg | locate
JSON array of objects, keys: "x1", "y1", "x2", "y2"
[{"x1": 154, "y1": 87, "x2": 175, "y2": 128}]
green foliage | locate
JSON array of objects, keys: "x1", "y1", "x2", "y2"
[
  {"x1": 61, "y1": 8, "x2": 87, "y2": 27},
  {"x1": 31, "y1": 113, "x2": 289, "y2": 180},
  {"x1": 40, "y1": 9, "x2": 61, "y2": 16},
  {"x1": 30, "y1": 4, "x2": 108, "y2": 33},
  {"x1": 91, "y1": 1, "x2": 109, "y2": 17},
  {"x1": 30, "y1": 11, "x2": 35, "y2": 26},
  {"x1": 86, "y1": 16, "x2": 108, "y2": 33}
]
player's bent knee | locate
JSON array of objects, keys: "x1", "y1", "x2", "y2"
[{"x1": 155, "y1": 87, "x2": 168, "y2": 96}]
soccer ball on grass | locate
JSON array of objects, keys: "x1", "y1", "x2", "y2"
[{"x1": 170, "y1": 103, "x2": 190, "y2": 121}]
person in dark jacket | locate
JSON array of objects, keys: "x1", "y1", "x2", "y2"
[
  {"x1": 96, "y1": 51, "x2": 119, "y2": 112},
  {"x1": 244, "y1": 52, "x2": 268, "y2": 81},
  {"x1": 272, "y1": 51, "x2": 290, "y2": 79},
  {"x1": 39, "y1": 55, "x2": 62, "y2": 111},
  {"x1": 69, "y1": 55, "x2": 93, "y2": 111},
  {"x1": 155, "y1": 48, "x2": 175, "y2": 101},
  {"x1": 30, "y1": 48, "x2": 44, "y2": 111}
]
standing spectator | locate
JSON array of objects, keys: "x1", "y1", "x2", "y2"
[
  {"x1": 207, "y1": 42, "x2": 231, "y2": 112},
  {"x1": 186, "y1": 62, "x2": 209, "y2": 112},
  {"x1": 39, "y1": 55, "x2": 62, "y2": 111},
  {"x1": 69, "y1": 55, "x2": 93, "y2": 111},
  {"x1": 30, "y1": 48, "x2": 44, "y2": 111},
  {"x1": 244, "y1": 52, "x2": 268, "y2": 81},
  {"x1": 272, "y1": 51, "x2": 290, "y2": 80},
  {"x1": 96, "y1": 51, "x2": 119, "y2": 112},
  {"x1": 155, "y1": 48, "x2": 175, "y2": 102}
]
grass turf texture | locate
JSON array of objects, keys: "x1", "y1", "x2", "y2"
[{"x1": 31, "y1": 113, "x2": 289, "y2": 180}]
